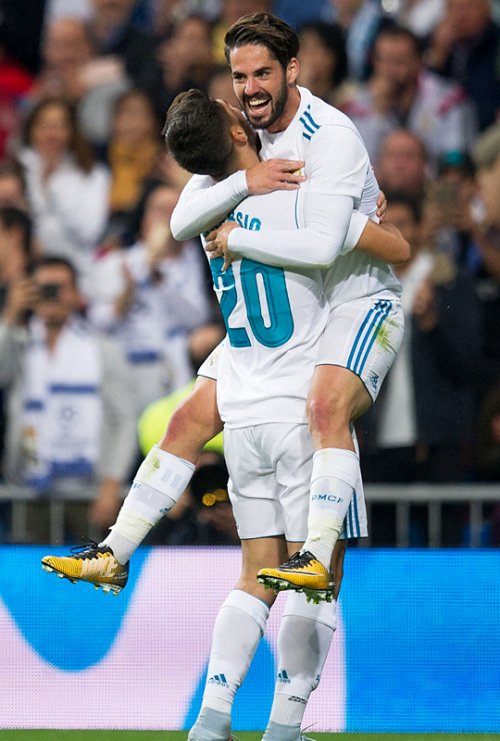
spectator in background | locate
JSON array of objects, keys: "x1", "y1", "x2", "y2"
[
  {"x1": 35, "y1": 18, "x2": 95, "y2": 102},
  {"x1": 106, "y1": 89, "x2": 162, "y2": 238},
  {"x1": 34, "y1": 17, "x2": 131, "y2": 147},
  {"x1": 465, "y1": 124, "x2": 500, "y2": 393},
  {"x1": 0, "y1": 163, "x2": 28, "y2": 210},
  {"x1": 207, "y1": 65, "x2": 240, "y2": 108},
  {"x1": 425, "y1": 0, "x2": 500, "y2": 132},
  {"x1": 343, "y1": 25, "x2": 478, "y2": 164},
  {"x1": 375, "y1": 128, "x2": 429, "y2": 199},
  {"x1": 154, "y1": 15, "x2": 216, "y2": 118},
  {"x1": 0, "y1": 30, "x2": 33, "y2": 161},
  {"x1": 418, "y1": 151, "x2": 477, "y2": 259},
  {"x1": 212, "y1": 0, "x2": 272, "y2": 63},
  {"x1": 0, "y1": 208, "x2": 34, "y2": 491},
  {"x1": 15, "y1": 98, "x2": 110, "y2": 299},
  {"x1": 0, "y1": 256, "x2": 136, "y2": 543},
  {"x1": 328, "y1": 0, "x2": 385, "y2": 81},
  {"x1": 361, "y1": 192, "x2": 482, "y2": 485},
  {"x1": 88, "y1": 185, "x2": 215, "y2": 419},
  {"x1": 0, "y1": 208, "x2": 33, "y2": 314},
  {"x1": 396, "y1": 0, "x2": 445, "y2": 39},
  {"x1": 297, "y1": 22, "x2": 349, "y2": 106},
  {"x1": 475, "y1": 384, "x2": 500, "y2": 482},
  {"x1": 86, "y1": 0, "x2": 162, "y2": 94}
]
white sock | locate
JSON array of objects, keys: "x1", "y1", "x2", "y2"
[
  {"x1": 269, "y1": 592, "x2": 336, "y2": 729},
  {"x1": 102, "y1": 447, "x2": 194, "y2": 564},
  {"x1": 201, "y1": 589, "x2": 269, "y2": 714},
  {"x1": 302, "y1": 447, "x2": 360, "y2": 569}
]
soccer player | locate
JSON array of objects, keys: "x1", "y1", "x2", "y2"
[{"x1": 169, "y1": 12, "x2": 405, "y2": 599}]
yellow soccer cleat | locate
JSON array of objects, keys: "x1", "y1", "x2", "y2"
[
  {"x1": 41, "y1": 540, "x2": 129, "y2": 595},
  {"x1": 257, "y1": 550, "x2": 334, "y2": 604}
]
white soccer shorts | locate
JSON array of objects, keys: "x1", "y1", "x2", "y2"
[
  {"x1": 316, "y1": 295, "x2": 404, "y2": 402},
  {"x1": 223, "y1": 421, "x2": 367, "y2": 542}
]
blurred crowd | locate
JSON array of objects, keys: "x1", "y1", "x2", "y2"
[{"x1": 1, "y1": 0, "x2": 500, "y2": 547}]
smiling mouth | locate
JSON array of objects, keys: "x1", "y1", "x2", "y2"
[{"x1": 246, "y1": 98, "x2": 271, "y2": 117}]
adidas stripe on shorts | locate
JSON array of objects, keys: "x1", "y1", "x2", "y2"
[{"x1": 316, "y1": 295, "x2": 405, "y2": 402}]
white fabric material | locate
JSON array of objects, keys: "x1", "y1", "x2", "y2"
[
  {"x1": 223, "y1": 588, "x2": 270, "y2": 634},
  {"x1": 223, "y1": 423, "x2": 314, "y2": 542},
  {"x1": 207, "y1": 186, "x2": 328, "y2": 429},
  {"x1": 283, "y1": 589, "x2": 337, "y2": 631},
  {"x1": 348, "y1": 70, "x2": 478, "y2": 165},
  {"x1": 17, "y1": 148, "x2": 110, "y2": 298},
  {"x1": 202, "y1": 590, "x2": 269, "y2": 706},
  {"x1": 342, "y1": 211, "x2": 369, "y2": 255},
  {"x1": 101, "y1": 530, "x2": 136, "y2": 566},
  {"x1": 107, "y1": 480, "x2": 177, "y2": 549},
  {"x1": 227, "y1": 103, "x2": 371, "y2": 268},
  {"x1": 257, "y1": 87, "x2": 401, "y2": 305},
  {"x1": 172, "y1": 86, "x2": 401, "y2": 304},
  {"x1": 134, "y1": 445, "x2": 195, "y2": 496},
  {"x1": 315, "y1": 295, "x2": 405, "y2": 402},
  {"x1": 305, "y1": 448, "x2": 360, "y2": 566},
  {"x1": 228, "y1": 192, "x2": 354, "y2": 269},
  {"x1": 171, "y1": 170, "x2": 248, "y2": 241},
  {"x1": 377, "y1": 252, "x2": 433, "y2": 448},
  {"x1": 272, "y1": 607, "x2": 335, "y2": 706},
  {"x1": 22, "y1": 316, "x2": 102, "y2": 490},
  {"x1": 88, "y1": 240, "x2": 212, "y2": 404}
]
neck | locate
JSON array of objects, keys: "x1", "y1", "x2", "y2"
[
  {"x1": 44, "y1": 321, "x2": 66, "y2": 352},
  {"x1": 267, "y1": 85, "x2": 301, "y2": 134},
  {"x1": 395, "y1": 80, "x2": 418, "y2": 113},
  {"x1": 221, "y1": 148, "x2": 260, "y2": 179}
]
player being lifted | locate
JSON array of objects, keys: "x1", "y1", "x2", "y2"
[{"x1": 170, "y1": 13, "x2": 406, "y2": 596}]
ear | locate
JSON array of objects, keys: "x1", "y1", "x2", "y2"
[
  {"x1": 229, "y1": 124, "x2": 248, "y2": 147},
  {"x1": 287, "y1": 57, "x2": 299, "y2": 86}
]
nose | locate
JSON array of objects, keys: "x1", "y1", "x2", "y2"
[{"x1": 244, "y1": 76, "x2": 260, "y2": 97}]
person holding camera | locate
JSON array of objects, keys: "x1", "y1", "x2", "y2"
[{"x1": 0, "y1": 256, "x2": 136, "y2": 543}]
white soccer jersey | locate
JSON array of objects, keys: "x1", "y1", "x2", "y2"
[
  {"x1": 239, "y1": 85, "x2": 402, "y2": 308},
  {"x1": 202, "y1": 186, "x2": 329, "y2": 429}
]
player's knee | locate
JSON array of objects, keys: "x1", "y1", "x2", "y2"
[{"x1": 307, "y1": 392, "x2": 349, "y2": 435}]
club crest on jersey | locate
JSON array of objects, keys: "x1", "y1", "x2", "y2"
[{"x1": 368, "y1": 373, "x2": 379, "y2": 391}]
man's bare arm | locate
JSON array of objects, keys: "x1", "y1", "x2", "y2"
[{"x1": 355, "y1": 220, "x2": 410, "y2": 264}]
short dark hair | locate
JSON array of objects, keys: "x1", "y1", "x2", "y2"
[
  {"x1": 224, "y1": 12, "x2": 299, "y2": 71},
  {"x1": 299, "y1": 21, "x2": 348, "y2": 88},
  {"x1": 0, "y1": 206, "x2": 32, "y2": 256},
  {"x1": 33, "y1": 255, "x2": 78, "y2": 286},
  {"x1": 163, "y1": 89, "x2": 233, "y2": 179},
  {"x1": 385, "y1": 190, "x2": 423, "y2": 223},
  {"x1": 0, "y1": 160, "x2": 27, "y2": 195},
  {"x1": 374, "y1": 24, "x2": 422, "y2": 58}
]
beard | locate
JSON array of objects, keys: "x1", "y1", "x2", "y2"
[{"x1": 242, "y1": 76, "x2": 289, "y2": 131}]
